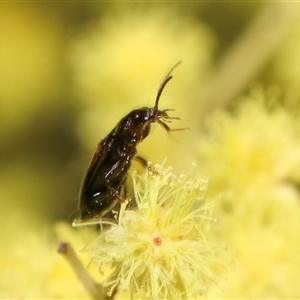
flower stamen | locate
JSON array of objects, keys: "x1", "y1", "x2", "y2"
[{"x1": 87, "y1": 162, "x2": 229, "y2": 299}]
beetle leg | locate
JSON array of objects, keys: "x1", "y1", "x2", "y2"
[
  {"x1": 134, "y1": 156, "x2": 162, "y2": 176},
  {"x1": 105, "y1": 181, "x2": 126, "y2": 203},
  {"x1": 134, "y1": 155, "x2": 149, "y2": 169},
  {"x1": 159, "y1": 120, "x2": 189, "y2": 132},
  {"x1": 157, "y1": 120, "x2": 172, "y2": 132}
]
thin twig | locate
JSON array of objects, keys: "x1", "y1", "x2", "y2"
[
  {"x1": 58, "y1": 242, "x2": 116, "y2": 300},
  {"x1": 196, "y1": 2, "x2": 300, "y2": 125}
]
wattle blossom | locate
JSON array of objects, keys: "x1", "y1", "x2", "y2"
[{"x1": 87, "y1": 162, "x2": 228, "y2": 299}]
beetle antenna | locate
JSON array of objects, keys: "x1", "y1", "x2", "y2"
[
  {"x1": 154, "y1": 61, "x2": 182, "y2": 109},
  {"x1": 154, "y1": 76, "x2": 172, "y2": 109}
]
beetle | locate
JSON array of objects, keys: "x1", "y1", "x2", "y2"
[{"x1": 75, "y1": 62, "x2": 182, "y2": 223}]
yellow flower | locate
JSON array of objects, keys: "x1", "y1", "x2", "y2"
[
  {"x1": 87, "y1": 162, "x2": 228, "y2": 299},
  {"x1": 198, "y1": 87, "x2": 300, "y2": 225},
  {"x1": 197, "y1": 87, "x2": 300, "y2": 298}
]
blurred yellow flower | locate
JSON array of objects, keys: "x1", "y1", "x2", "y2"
[
  {"x1": 198, "y1": 86, "x2": 300, "y2": 224},
  {"x1": 197, "y1": 86, "x2": 300, "y2": 298},
  {"x1": 87, "y1": 162, "x2": 228, "y2": 299}
]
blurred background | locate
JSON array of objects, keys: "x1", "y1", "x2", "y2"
[
  {"x1": 0, "y1": 1, "x2": 276, "y2": 223},
  {"x1": 1, "y1": 2, "x2": 300, "y2": 298}
]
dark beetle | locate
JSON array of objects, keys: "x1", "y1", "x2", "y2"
[{"x1": 75, "y1": 62, "x2": 182, "y2": 223}]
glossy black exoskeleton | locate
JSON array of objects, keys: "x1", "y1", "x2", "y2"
[{"x1": 76, "y1": 62, "x2": 182, "y2": 223}]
